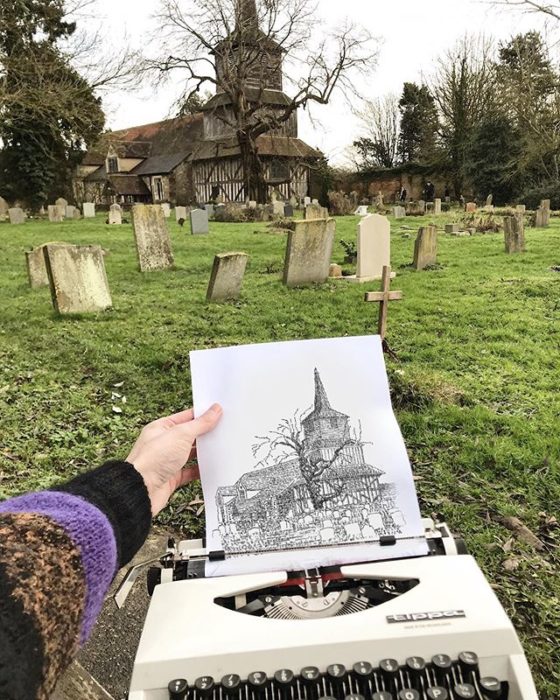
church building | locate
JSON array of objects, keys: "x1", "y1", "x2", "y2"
[{"x1": 75, "y1": 0, "x2": 321, "y2": 206}]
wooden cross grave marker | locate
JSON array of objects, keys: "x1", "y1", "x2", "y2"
[{"x1": 364, "y1": 265, "x2": 403, "y2": 345}]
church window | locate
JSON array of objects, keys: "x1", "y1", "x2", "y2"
[
  {"x1": 154, "y1": 177, "x2": 164, "y2": 201},
  {"x1": 269, "y1": 160, "x2": 290, "y2": 181},
  {"x1": 107, "y1": 156, "x2": 118, "y2": 174}
]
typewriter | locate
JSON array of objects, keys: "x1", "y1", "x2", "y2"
[{"x1": 119, "y1": 518, "x2": 539, "y2": 700}]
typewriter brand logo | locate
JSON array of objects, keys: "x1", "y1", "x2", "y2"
[{"x1": 386, "y1": 610, "x2": 466, "y2": 624}]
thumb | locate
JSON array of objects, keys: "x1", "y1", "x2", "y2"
[{"x1": 176, "y1": 403, "x2": 223, "y2": 441}]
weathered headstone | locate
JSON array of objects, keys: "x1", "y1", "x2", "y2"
[
  {"x1": 283, "y1": 218, "x2": 335, "y2": 287},
  {"x1": 535, "y1": 206, "x2": 550, "y2": 228},
  {"x1": 354, "y1": 205, "x2": 369, "y2": 217},
  {"x1": 541, "y1": 199, "x2": 551, "y2": 211},
  {"x1": 131, "y1": 204, "x2": 174, "y2": 272},
  {"x1": 305, "y1": 203, "x2": 328, "y2": 220},
  {"x1": 206, "y1": 252, "x2": 249, "y2": 302},
  {"x1": 55, "y1": 198, "x2": 67, "y2": 219},
  {"x1": 175, "y1": 206, "x2": 188, "y2": 222},
  {"x1": 393, "y1": 206, "x2": 406, "y2": 219},
  {"x1": 273, "y1": 200, "x2": 285, "y2": 217},
  {"x1": 0, "y1": 196, "x2": 8, "y2": 220},
  {"x1": 48, "y1": 205, "x2": 63, "y2": 223},
  {"x1": 161, "y1": 203, "x2": 171, "y2": 218},
  {"x1": 426, "y1": 202, "x2": 435, "y2": 214},
  {"x1": 190, "y1": 208, "x2": 209, "y2": 235},
  {"x1": 465, "y1": 202, "x2": 477, "y2": 213},
  {"x1": 83, "y1": 203, "x2": 96, "y2": 218},
  {"x1": 516, "y1": 204, "x2": 526, "y2": 214},
  {"x1": 108, "y1": 204, "x2": 122, "y2": 225},
  {"x1": 351, "y1": 214, "x2": 391, "y2": 283},
  {"x1": 26, "y1": 246, "x2": 51, "y2": 288},
  {"x1": 248, "y1": 200, "x2": 257, "y2": 210},
  {"x1": 304, "y1": 196, "x2": 311, "y2": 206},
  {"x1": 8, "y1": 207, "x2": 25, "y2": 225},
  {"x1": 376, "y1": 191, "x2": 384, "y2": 208},
  {"x1": 445, "y1": 223, "x2": 460, "y2": 234},
  {"x1": 66, "y1": 205, "x2": 76, "y2": 219},
  {"x1": 284, "y1": 204, "x2": 294, "y2": 218},
  {"x1": 413, "y1": 225, "x2": 438, "y2": 270},
  {"x1": 289, "y1": 196, "x2": 298, "y2": 209},
  {"x1": 417, "y1": 200, "x2": 426, "y2": 214},
  {"x1": 434, "y1": 198, "x2": 442, "y2": 215},
  {"x1": 504, "y1": 214, "x2": 525, "y2": 254},
  {"x1": 205, "y1": 204, "x2": 215, "y2": 219},
  {"x1": 73, "y1": 208, "x2": 81, "y2": 220},
  {"x1": 329, "y1": 263, "x2": 342, "y2": 278},
  {"x1": 486, "y1": 194, "x2": 493, "y2": 207},
  {"x1": 43, "y1": 244, "x2": 112, "y2": 314},
  {"x1": 312, "y1": 198, "x2": 319, "y2": 205}
]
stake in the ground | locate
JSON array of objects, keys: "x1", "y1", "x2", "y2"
[{"x1": 364, "y1": 265, "x2": 403, "y2": 341}]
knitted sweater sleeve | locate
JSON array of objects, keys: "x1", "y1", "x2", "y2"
[{"x1": 0, "y1": 460, "x2": 152, "y2": 700}]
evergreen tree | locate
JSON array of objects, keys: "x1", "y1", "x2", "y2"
[{"x1": 398, "y1": 82, "x2": 438, "y2": 164}]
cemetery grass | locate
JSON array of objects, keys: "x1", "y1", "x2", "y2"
[{"x1": 1, "y1": 214, "x2": 559, "y2": 696}]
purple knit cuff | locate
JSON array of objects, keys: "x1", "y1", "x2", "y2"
[{"x1": 0, "y1": 491, "x2": 117, "y2": 643}]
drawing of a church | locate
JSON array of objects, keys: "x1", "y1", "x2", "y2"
[{"x1": 215, "y1": 370, "x2": 401, "y2": 554}]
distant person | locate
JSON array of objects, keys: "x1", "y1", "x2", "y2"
[
  {"x1": 399, "y1": 187, "x2": 407, "y2": 203},
  {"x1": 0, "y1": 405, "x2": 223, "y2": 700},
  {"x1": 425, "y1": 181, "x2": 435, "y2": 202}
]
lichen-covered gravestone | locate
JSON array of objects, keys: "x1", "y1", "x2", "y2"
[
  {"x1": 516, "y1": 204, "x2": 526, "y2": 214},
  {"x1": 25, "y1": 241, "x2": 68, "y2": 288},
  {"x1": 206, "y1": 253, "x2": 249, "y2": 302},
  {"x1": 283, "y1": 218, "x2": 335, "y2": 287},
  {"x1": 272, "y1": 200, "x2": 284, "y2": 217},
  {"x1": 8, "y1": 208, "x2": 25, "y2": 224},
  {"x1": 305, "y1": 203, "x2": 328, "y2": 220},
  {"x1": 43, "y1": 244, "x2": 112, "y2": 314},
  {"x1": 48, "y1": 205, "x2": 63, "y2": 223},
  {"x1": 175, "y1": 206, "x2": 187, "y2": 222},
  {"x1": 413, "y1": 225, "x2": 438, "y2": 270},
  {"x1": 65, "y1": 205, "x2": 76, "y2": 219},
  {"x1": 132, "y1": 204, "x2": 174, "y2": 272},
  {"x1": 353, "y1": 214, "x2": 391, "y2": 282},
  {"x1": 504, "y1": 215, "x2": 525, "y2": 254},
  {"x1": 161, "y1": 203, "x2": 171, "y2": 218},
  {"x1": 109, "y1": 203, "x2": 122, "y2": 225},
  {"x1": 0, "y1": 196, "x2": 8, "y2": 220},
  {"x1": 434, "y1": 198, "x2": 442, "y2": 214},
  {"x1": 393, "y1": 206, "x2": 405, "y2": 219},
  {"x1": 190, "y1": 209, "x2": 209, "y2": 235},
  {"x1": 535, "y1": 206, "x2": 550, "y2": 228},
  {"x1": 205, "y1": 204, "x2": 215, "y2": 220},
  {"x1": 83, "y1": 203, "x2": 95, "y2": 218},
  {"x1": 55, "y1": 198, "x2": 67, "y2": 219}
]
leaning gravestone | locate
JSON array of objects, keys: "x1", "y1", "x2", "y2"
[
  {"x1": 66, "y1": 205, "x2": 76, "y2": 219},
  {"x1": 161, "y1": 203, "x2": 171, "y2": 218},
  {"x1": 283, "y1": 218, "x2": 335, "y2": 287},
  {"x1": 351, "y1": 214, "x2": 391, "y2": 283},
  {"x1": 43, "y1": 244, "x2": 112, "y2": 314},
  {"x1": 206, "y1": 252, "x2": 249, "y2": 302},
  {"x1": 175, "y1": 206, "x2": 188, "y2": 222},
  {"x1": 8, "y1": 207, "x2": 25, "y2": 225},
  {"x1": 0, "y1": 196, "x2": 8, "y2": 220},
  {"x1": 26, "y1": 246, "x2": 51, "y2": 288},
  {"x1": 48, "y1": 205, "x2": 63, "y2": 223},
  {"x1": 535, "y1": 206, "x2": 550, "y2": 228},
  {"x1": 190, "y1": 209, "x2": 209, "y2": 235},
  {"x1": 131, "y1": 204, "x2": 174, "y2": 272},
  {"x1": 83, "y1": 203, "x2": 95, "y2": 218},
  {"x1": 504, "y1": 215, "x2": 525, "y2": 254},
  {"x1": 55, "y1": 198, "x2": 67, "y2": 219},
  {"x1": 284, "y1": 204, "x2": 294, "y2": 218},
  {"x1": 305, "y1": 203, "x2": 328, "y2": 220},
  {"x1": 413, "y1": 225, "x2": 438, "y2": 270},
  {"x1": 108, "y1": 204, "x2": 122, "y2": 225}
]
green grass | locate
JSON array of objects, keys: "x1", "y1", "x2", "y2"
[{"x1": 0, "y1": 212, "x2": 559, "y2": 695}]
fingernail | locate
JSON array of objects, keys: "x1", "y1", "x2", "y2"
[{"x1": 209, "y1": 403, "x2": 222, "y2": 415}]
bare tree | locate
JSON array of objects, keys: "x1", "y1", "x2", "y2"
[
  {"x1": 429, "y1": 35, "x2": 497, "y2": 196},
  {"x1": 252, "y1": 410, "x2": 364, "y2": 511},
  {"x1": 494, "y1": 0, "x2": 560, "y2": 20},
  {"x1": 148, "y1": 0, "x2": 377, "y2": 201},
  {"x1": 352, "y1": 94, "x2": 400, "y2": 169}
]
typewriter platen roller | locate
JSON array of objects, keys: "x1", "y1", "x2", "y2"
[{"x1": 123, "y1": 520, "x2": 538, "y2": 700}]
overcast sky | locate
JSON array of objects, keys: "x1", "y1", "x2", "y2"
[{"x1": 91, "y1": 0, "x2": 548, "y2": 164}]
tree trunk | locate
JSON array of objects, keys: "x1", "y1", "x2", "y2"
[{"x1": 238, "y1": 131, "x2": 268, "y2": 203}]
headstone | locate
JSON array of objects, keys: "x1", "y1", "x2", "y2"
[
  {"x1": 535, "y1": 206, "x2": 550, "y2": 228},
  {"x1": 205, "y1": 203, "x2": 215, "y2": 219},
  {"x1": 417, "y1": 200, "x2": 426, "y2": 214},
  {"x1": 55, "y1": 198, "x2": 67, "y2": 219},
  {"x1": 304, "y1": 196, "x2": 311, "y2": 206},
  {"x1": 273, "y1": 200, "x2": 285, "y2": 217},
  {"x1": 445, "y1": 223, "x2": 460, "y2": 234},
  {"x1": 248, "y1": 200, "x2": 257, "y2": 210},
  {"x1": 206, "y1": 252, "x2": 249, "y2": 302},
  {"x1": 175, "y1": 206, "x2": 188, "y2": 222},
  {"x1": 48, "y1": 205, "x2": 63, "y2": 223},
  {"x1": 83, "y1": 203, "x2": 95, "y2": 218},
  {"x1": 376, "y1": 192, "x2": 384, "y2": 208},
  {"x1": 108, "y1": 203, "x2": 122, "y2": 225},
  {"x1": 65, "y1": 205, "x2": 76, "y2": 219},
  {"x1": 413, "y1": 225, "x2": 438, "y2": 270},
  {"x1": 8, "y1": 207, "x2": 25, "y2": 225},
  {"x1": 434, "y1": 198, "x2": 442, "y2": 215},
  {"x1": 516, "y1": 204, "x2": 526, "y2": 214},
  {"x1": 312, "y1": 198, "x2": 319, "y2": 205},
  {"x1": 504, "y1": 214, "x2": 525, "y2": 254},
  {"x1": 354, "y1": 205, "x2": 369, "y2": 217},
  {"x1": 305, "y1": 203, "x2": 328, "y2": 220},
  {"x1": 486, "y1": 194, "x2": 493, "y2": 207},
  {"x1": 190, "y1": 208, "x2": 209, "y2": 235},
  {"x1": 161, "y1": 203, "x2": 171, "y2": 218},
  {"x1": 0, "y1": 196, "x2": 8, "y2": 220},
  {"x1": 289, "y1": 196, "x2": 298, "y2": 209},
  {"x1": 26, "y1": 246, "x2": 51, "y2": 288},
  {"x1": 283, "y1": 218, "x2": 335, "y2": 287},
  {"x1": 353, "y1": 214, "x2": 391, "y2": 282},
  {"x1": 284, "y1": 204, "x2": 294, "y2": 218},
  {"x1": 393, "y1": 206, "x2": 406, "y2": 219},
  {"x1": 73, "y1": 208, "x2": 81, "y2": 220},
  {"x1": 484, "y1": 204, "x2": 494, "y2": 212},
  {"x1": 540, "y1": 199, "x2": 551, "y2": 211},
  {"x1": 131, "y1": 204, "x2": 174, "y2": 272},
  {"x1": 465, "y1": 202, "x2": 477, "y2": 213},
  {"x1": 329, "y1": 263, "x2": 343, "y2": 278},
  {"x1": 43, "y1": 244, "x2": 112, "y2": 314},
  {"x1": 426, "y1": 203, "x2": 435, "y2": 214}
]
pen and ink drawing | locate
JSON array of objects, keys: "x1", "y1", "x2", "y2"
[{"x1": 214, "y1": 368, "x2": 405, "y2": 554}]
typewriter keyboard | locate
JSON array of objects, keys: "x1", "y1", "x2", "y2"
[{"x1": 168, "y1": 652, "x2": 507, "y2": 700}]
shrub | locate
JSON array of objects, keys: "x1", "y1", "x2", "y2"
[
  {"x1": 328, "y1": 190, "x2": 355, "y2": 216},
  {"x1": 518, "y1": 183, "x2": 560, "y2": 210}
]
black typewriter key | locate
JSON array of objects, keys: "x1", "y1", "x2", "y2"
[
  {"x1": 352, "y1": 662, "x2": 373, "y2": 691},
  {"x1": 327, "y1": 663, "x2": 347, "y2": 693},
  {"x1": 452, "y1": 684, "x2": 476, "y2": 699},
  {"x1": 195, "y1": 676, "x2": 215, "y2": 698},
  {"x1": 274, "y1": 669, "x2": 295, "y2": 699},
  {"x1": 398, "y1": 690, "x2": 420, "y2": 700},
  {"x1": 458, "y1": 652, "x2": 479, "y2": 680},
  {"x1": 372, "y1": 694, "x2": 392, "y2": 700},
  {"x1": 248, "y1": 672, "x2": 268, "y2": 698},
  {"x1": 479, "y1": 677, "x2": 502, "y2": 699},
  {"x1": 168, "y1": 679, "x2": 188, "y2": 700},
  {"x1": 301, "y1": 667, "x2": 321, "y2": 699},
  {"x1": 431, "y1": 655, "x2": 453, "y2": 684},
  {"x1": 405, "y1": 657, "x2": 426, "y2": 689},
  {"x1": 222, "y1": 674, "x2": 242, "y2": 698},
  {"x1": 426, "y1": 688, "x2": 448, "y2": 700},
  {"x1": 379, "y1": 659, "x2": 400, "y2": 689}
]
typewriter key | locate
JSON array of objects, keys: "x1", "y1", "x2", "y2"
[
  {"x1": 479, "y1": 677, "x2": 502, "y2": 699},
  {"x1": 458, "y1": 652, "x2": 479, "y2": 679},
  {"x1": 221, "y1": 674, "x2": 241, "y2": 698},
  {"x1": 398, "y1": 690, "x2": 420, "y2": 700},
  {"x1": 168, "y1": 678, "x2": 188, "y2": 700},
  {"x1": 372, "y1": 694, "x2": 392, "y2": 700},
  {"x1": 248, "y1": 671, "x2": 268, "y2": 697},
  {"x1": 431, "y1": 655, "x2": 452, "y2": 684},
  {"x1": 453, "y1": 683, "x2": 476, "y2": 699},
  {"x1": 195, "y1": 676, "x2": 215, "y2": 698},
  {"x1": 426, "y1": 688, "x2": 448, "y2": 700},
  {"x1": 379, "y1": 658, "x2": 400, "y2": 688},
  {"x1": 274, "y1": 669, "x2": 295, "y2": 699},
  {"x1": 405, "y1": 657, "x2": 426, "y2": 689}
]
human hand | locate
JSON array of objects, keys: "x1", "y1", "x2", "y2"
[{"x1": 126, "y1": 405, "x2": 222, "y2": 515}]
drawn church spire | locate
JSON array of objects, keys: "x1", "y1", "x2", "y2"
[
  {"x1": 236, "y1": 0, "x2": 259, "y2": 31},
  {"x1": 313, "y1": 368, "x2": 332, "y2": 413}
]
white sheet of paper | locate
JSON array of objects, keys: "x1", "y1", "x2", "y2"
[{"x1": 190, "y1": 335, "x2": 428, "y2": 577}]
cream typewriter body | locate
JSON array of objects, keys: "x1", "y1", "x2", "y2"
[{"x1": 122, "y1": 521, "x2": 538, "y2": 700}]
